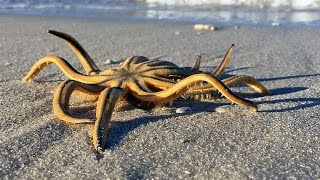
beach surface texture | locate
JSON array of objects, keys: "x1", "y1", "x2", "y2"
[{"x1": 0, "y1": 15, "x2": 319, "y2": 179}]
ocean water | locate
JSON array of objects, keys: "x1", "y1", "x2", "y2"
[{"x1": 1, "y1": 0, "x2": 320, "y2": 26}]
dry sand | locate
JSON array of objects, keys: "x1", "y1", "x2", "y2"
[{"x1": 0, "y1": 15, "x2": 319, "y2": 179}]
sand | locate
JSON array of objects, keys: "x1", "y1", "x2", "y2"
[{"x1": 0, "y1": 15, "x2": 319, "y2": 179}]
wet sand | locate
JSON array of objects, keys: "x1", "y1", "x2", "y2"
[{"x1": 0, "y1": 15, "x2": 319, "y2": 179}]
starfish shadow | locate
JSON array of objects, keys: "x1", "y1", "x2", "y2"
[
  {"x1": 105, "y1": 73, "x2": 320, "y2": 148},
  {"x1": 234, "y1": 87, "x2": 308, "y2": 99},
  {"x1": 254, "y1": 73, "x2": 320, "y2": 112},
  {"x1": 257, "y1": 73, "x2": 320, "y2": 82},
  {"x1": 258, "y1": 97, "x2": 320, "y2": 112},
  {"x1": 0, "y1": 122, "x2": 68, "y2": 177},
  {"x1": 106, "y1": 101, "x2": 226, "y2": 149}
]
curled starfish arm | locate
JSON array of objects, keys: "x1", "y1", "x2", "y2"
[
  {"x1": 222, "y1": 75, "x2": 271, "y2": 95},
  {"x1": 185, "y1": 75, "x2": 270, "y2": 95},
  {"x1": 129, "y1": 73, "x2": 258, "y2": 111},
  {"x1": 22, "y1": 56, "x2": 109, "y2": 84},
  {"x1": 92, "y1": 87, "x2": 124, "y2": 152},
  {"x1": 22, "y1": 55, "x2": 82, "y2": 82},
  {"x1": 48, "y1": 30, "x2": 100, "y2": 75},
  {"x1": 212, "y1": 44, "x2": 234, "y2": 77},
  {"x1": 53, "y1": 80, "x2": 104, "y2": 124}
]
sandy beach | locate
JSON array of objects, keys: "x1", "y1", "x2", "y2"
[{"x1": 0, "y1": 15, "x2": 319, "y2": 179}]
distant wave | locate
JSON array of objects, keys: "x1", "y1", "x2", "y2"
[
  {"x1": 145, "y1": 0, "x2": 320, "y2": 9},
  {"x1": 0, "y1": 1, "x2": 137, "y2": 10},
  {"x1": 1, "y1": 0, "x2": 320, "y2": 10},
  {"x1": 1, "y1": 0, "x2": 320, "y2": 26}
]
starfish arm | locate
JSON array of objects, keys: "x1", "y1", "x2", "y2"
[
  {"x1": 141, "y1": 74, "x2": 176, "y2": 83},
  {"x1": 142, "y1": 77, "x2": 175, "y2": 90},
  {"x1": 130, "y1": 59, "x2": 160, "y2": 70},
  {"x1": 22, "y1": 56, "x2": 108, "y2": 84},
  {"x1": 129, "y1": 73, "x2": 258, "y2": 111},
  {"x1": 137, "y1": 79, "x2": 154, "y2": 92},
  {"x1": 141, "y1": 67, "x2": 189, "y2": 76},
  {"x1": 222, "y1": 75, "x2": 271, "y2": 95},
  {"x1": 53, "y1": 80, "x2": 104, "y2": 124},
  {"x1": 92, "y1": 87, "x2": 124, "y2": 152},
  {"x1": 185, "y1": 75, "x2": 270, "y2": 95},
  {"x1": 191, "y1": 55, "x2": 201, "y2": 70},
  {"x1": 122, "y1": 56, "x2": 150, "y2": 69},
  {"x1": 48, "y1": 30, "x2": 100, "y2": 75},
  {"x1": 212, "y1": 44, "x2": 234, "y2": 77},
  {"x1": 135, "y1": 58, "x2": 180, "y2": 69}
]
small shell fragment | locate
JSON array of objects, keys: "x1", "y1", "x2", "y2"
[
  {"x1": 193, "y1": 24, "x2": 215, "y2": 31},
  {"x1": 215, "y1": 106, "x2": 228, "y2": 113},
  {"x1": 176, "y1": 107, "x2": 191, "y2": 114},
  {"x1": 4, "y1": 62, "x2": 12, "y2": 67},
  {"x1": 104, "y1": 59, "x2": 115, "y2": 65}
]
